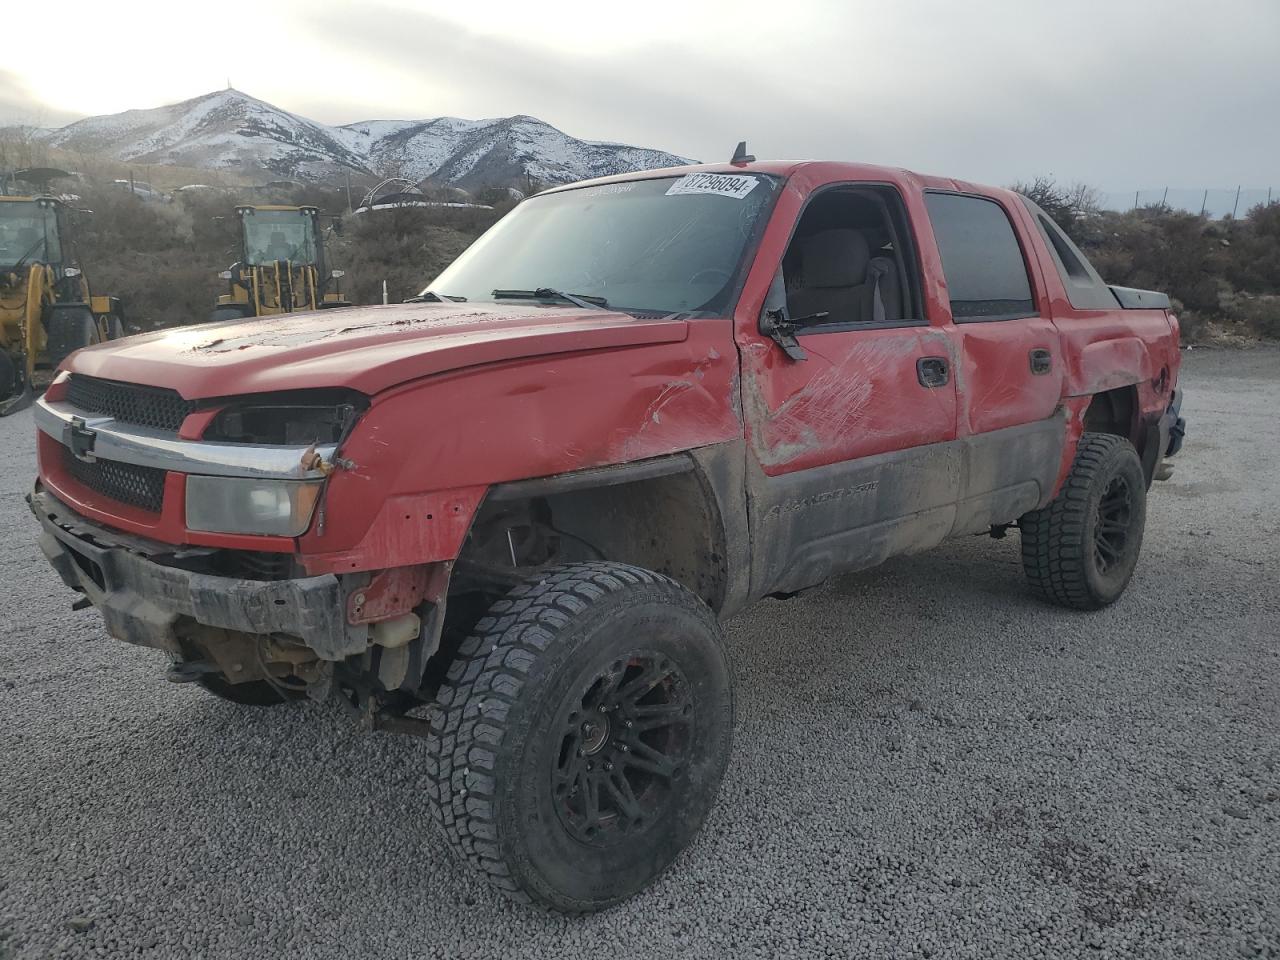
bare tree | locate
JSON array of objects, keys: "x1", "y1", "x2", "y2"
[
  {"x1": 0, "y1": 124, "x2": 52, "y2": 175},
  {"x1": 1010, "y1": 175, "x2": 1101, "y2": 242}
]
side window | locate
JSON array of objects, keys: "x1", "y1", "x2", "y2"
[
  {"x1": 924, "y1": 193, "x2": 1036, "y2": 321},
  {"x1": 1021, "y1": 197, "x2": 1119, "y2": 311},
  {"x1": 779, "y1": 186, "x2": 922, "y2": 332}
]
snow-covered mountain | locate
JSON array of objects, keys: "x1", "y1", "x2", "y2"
[{"x1": 33, "y1": 89, "x2": 691, "y2": 188}]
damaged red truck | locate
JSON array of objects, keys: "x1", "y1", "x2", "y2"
[{"x1": 29, "y1": 160, "x2": 1186, "y2": 911}]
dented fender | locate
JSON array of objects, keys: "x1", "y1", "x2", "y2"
[
  {"x1": 296, "y1": 319, "x2": 743, "y2": 575},
  {"x1": 1066, "y1": 337, "x2": 1154, "y2": 397}
]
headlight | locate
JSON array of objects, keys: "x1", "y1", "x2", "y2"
[
  {"x1": 203, "y1": 393, "x2": 364, "y2": 446},
  {"x1": 186, "y1": 476, "x2": 323, "y2": 537}
]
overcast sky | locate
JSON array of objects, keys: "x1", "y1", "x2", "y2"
[{"x1": 3, "y1": 0, "x2": 1277, "y2": 190}]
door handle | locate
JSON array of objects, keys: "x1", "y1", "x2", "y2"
[
  {"x1": 1029, "y1": 348, "x2": 1052, "y2": 375},
  {"x1": 916, "y1": 356, "x2": 949, "y2": 388}
]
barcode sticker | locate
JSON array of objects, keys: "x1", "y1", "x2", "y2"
[{"x1": 666, "y1": 173, "x2": 759, "y2": 200}]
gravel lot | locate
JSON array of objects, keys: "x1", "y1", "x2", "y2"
[{"x1": 1, "y1": 347, "x2": 1278, "y2": 959}]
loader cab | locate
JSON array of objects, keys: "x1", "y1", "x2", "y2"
[
  {"x1": 0, "y1": 193, "x2": 123, "y2": 415},
  {"x1": 0, "y1": 197, "x2": 66, "y2": 273},
  {"x1": 213, "y1": 204, "x2": 351, "y2": 321},
  {"x1": 238, "y1": 205, "x2": 322, "y2": 269}
]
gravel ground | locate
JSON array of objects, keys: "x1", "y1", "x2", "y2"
[{"x1": 1, "y1": 347, "x2": 1278, "y2": 959}]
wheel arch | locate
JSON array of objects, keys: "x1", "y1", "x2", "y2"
[
  {"x1": 1083, "y1": 384, "x2": 1138, "y2": 440},
  {"x1": 457, "y1": 444, "x2": 748, "y2": 618},
  {"x1": 1082, "y1": 384, "x2": 1162, "y2": 485}
]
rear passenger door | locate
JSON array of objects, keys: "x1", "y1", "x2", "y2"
[{"x1": 923, "y1": 192, "x2": 1066, "y2": 533}]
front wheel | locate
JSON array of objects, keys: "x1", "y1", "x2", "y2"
[
  {"x1": 426, "y1": 562, "x2": 734, "y2": 912},
  {"x1": 0, "y1": 349, "x2": 18, "y2": 401},
  {"x1": 44, "y1": 306, "x2": 99, "y2": 366},
  {"x1": 1019, "y1": 432, "x2": 1148, "y2": 610}
]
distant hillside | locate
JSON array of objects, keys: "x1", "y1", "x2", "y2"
[{"x1": 24, "y1": 89, "x2": 691, "y2": 188}]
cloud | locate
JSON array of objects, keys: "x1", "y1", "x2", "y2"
[
  {"x1": 291, "y1": 0, "x2": 1280, "y2": 188},
  {"x1": 5, "y1": 0, "x2": 1279, "y2": 189},
  {"x1": 0, "y1": 70, "x2": 82, "y2": 128}
]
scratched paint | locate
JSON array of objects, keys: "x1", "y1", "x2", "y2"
[
  {"x1": 40, "y1": 158, "x2": 1181, "y2": 581},
  {"x1": 190, "y1": 307, "x2": 529, "y2": 353},
  {"x1": 955, "y1": 317, "x2": 1064, "y2": 436},
  {"x1": 739, "y1": 328, "x2": 958, "y2": 472},
  {"x1": 63, "y1": 300, "x2": 692, "y2": 400},
  {"x1": 294, "y1": 319, "x2": 741, "y2": 569}
]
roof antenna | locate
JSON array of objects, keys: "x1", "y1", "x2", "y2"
[{"x1": 730, "y1": 141, "x2": 754, "y2": 165}]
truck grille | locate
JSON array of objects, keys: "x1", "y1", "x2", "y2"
[
  {"x1": 66, "y1": 375, "x2": 197, "y2": 432},
  {"x1": 62, "y1": 448, "x2": 166, "y2": 513}
]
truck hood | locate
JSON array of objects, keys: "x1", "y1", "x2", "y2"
[{"x1": 66, "y1": 302, "x2": 691, "y2": 399}]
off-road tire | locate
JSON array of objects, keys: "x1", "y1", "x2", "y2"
[
  {"x1": 211, "y1": 306, "x2": 249, "y2": 323},
  {"x1": 45, "y1": 308, "x2": 98, "y2": 366},
  {"x1": 0, "y1": 349, "x2": 17, "y2": 400},
  {"x1": 425, "y1": 562, "x2": 734, "y2": 912},
  {"x1": 1019, "y1": 432, "x2": 1147, "y2": 610},
  {"x1": 106, "y1": 314, "x2": 125, "y2": 340}
]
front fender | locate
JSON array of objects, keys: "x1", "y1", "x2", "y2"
[{"x1": 296, "y1": 320, "x2": 742, "y2": 575}]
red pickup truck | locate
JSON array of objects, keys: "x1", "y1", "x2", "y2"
[{"x1": 29, "y1": 159, "x2": 1185, "y2": 912}]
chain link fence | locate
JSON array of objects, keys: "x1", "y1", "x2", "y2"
[{"x1": 1100, "y1": 187, "x2": 1275, "y2": 219}]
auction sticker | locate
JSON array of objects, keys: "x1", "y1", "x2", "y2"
[{"x1": 666, "y1": 173, "x2": 759, "y2": 200}]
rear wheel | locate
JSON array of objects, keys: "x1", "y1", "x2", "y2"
[
  {"x1": 426, "y1": 562, "x2": 734, "y2": 912},
  {"x1": 1019, "y1": 432, "x2": 1147, "y2": 610}
]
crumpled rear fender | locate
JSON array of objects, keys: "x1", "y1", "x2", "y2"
[{"x1": 1065, "y1": 337, "x2": 1154, "y2": 398}]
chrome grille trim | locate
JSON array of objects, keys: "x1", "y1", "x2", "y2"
[{"x1": 35, "y1": 397, "x2": 338, "y2": 481}]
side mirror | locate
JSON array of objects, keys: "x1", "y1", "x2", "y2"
[
  {"x1": 760, "y1": 308, "x2": 809, "y2": 361},
  {"x1": 758, "y1": 267, "x2": 808, "y2": 361},
  {"x1": 330, "y1": 269, "x2": 345, "y2": 279},
  {"x1": 63, "y1": 267, "x2": 81, "y2": 278},
  {"x1": 218, "y1": 270, "x2": 234, "y2": 280}
]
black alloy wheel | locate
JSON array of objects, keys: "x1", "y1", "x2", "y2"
[
  {"x1": 426, "y1": 562, "x2": 734, "y2": 912},
  {"x1": 1020, "y1": 431, "x2": 1148, "y2": 610},
  {"x1": 552, "y1": 654, "x2": 693, "y2": 845}
]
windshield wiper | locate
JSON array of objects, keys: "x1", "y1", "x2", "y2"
[
  {"x1": 492, "y1": 287, "x2": 609, "y2": 310},
  {"x1": 8, "y1": 236, "x2": 46, "y2": 274},
  {"x1": 405, "y1": 290, "x2": 467, "y2": 303}
]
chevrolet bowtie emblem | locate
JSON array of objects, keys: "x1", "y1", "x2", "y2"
[{"x1": 64, "y1": 416, "x2": 97, "y2": 462}]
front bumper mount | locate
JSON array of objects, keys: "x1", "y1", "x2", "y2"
[{"x1": 29, "y1": 487, "x2": 359, "y2": 659}]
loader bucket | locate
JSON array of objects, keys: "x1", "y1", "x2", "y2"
[{"x1": 0, "y1": 381, "x2": 34, "y2": 417}]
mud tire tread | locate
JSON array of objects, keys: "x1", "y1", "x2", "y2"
[
  {"x1": 423, "y1": 561, "x2": 727, "y2": 912},
  {"x1": 1019, "y1": 431, "x2": 1145, "y2": 611}
]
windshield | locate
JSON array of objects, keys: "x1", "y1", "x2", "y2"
[
  {"x1": 425, "y1": 173, "x2": 778, "y2": 315},
  {"x1": 0, "y1": 200, "x2": 62, "y2": 268},
  {"x1": 242, "y1": 209, "x2": 318, "y2": 266}
]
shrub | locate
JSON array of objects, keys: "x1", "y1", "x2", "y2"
[{"x1": 1019, "y1": 176, "x2": 1280, "y2": 342}]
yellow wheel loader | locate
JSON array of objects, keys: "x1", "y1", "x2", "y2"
[
  {"x1": 212, "y1": 205, "x2": 352, "y2": 321},
  {"x1": 0, "y1": 172, "x2": 124, "y2": 416}
]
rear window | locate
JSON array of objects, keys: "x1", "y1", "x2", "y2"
[
  {"x1": 1021, "y1": 197, "x2": 1119, "y2": 311},
  {"x1": 924, "y1": 193, "x2": 1036, "y2": 321}
]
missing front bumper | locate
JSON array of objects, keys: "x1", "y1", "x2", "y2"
[{"x1": 28, "y1": 487, "x2": 360, "y2": 659}]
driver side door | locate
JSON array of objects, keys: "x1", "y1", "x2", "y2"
[{"x1": 736, "y1": 180, "x2": 960, "y2": 598}]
